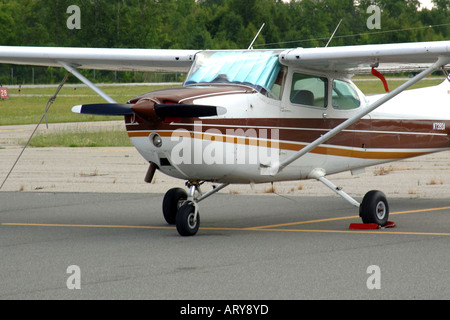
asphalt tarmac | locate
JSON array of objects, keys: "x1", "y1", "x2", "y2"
[
  {"x1": 1, "y1": 191, "x2": 450, "y2": 300},
  {"x1": 1, "y1": 122, "x2": 450, "y2": 302}
]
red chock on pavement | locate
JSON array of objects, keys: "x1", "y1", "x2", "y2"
[{"x1": 349, "y1": 221, "x2": 396, "y2": 230}]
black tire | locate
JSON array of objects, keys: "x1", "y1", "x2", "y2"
[
  {"x1": 162, "y1": 188, "x2": 187, "y2": 225},
  {"x1": 176, "y1": 203, "x2": 200, "y2": 236},
  {"x1": 359, "y1": 190, "x2": 389, "y2": 226}
]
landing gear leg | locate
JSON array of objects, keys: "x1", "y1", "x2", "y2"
[
  {"x1": 311, "y1": 169, "x2": 360, "y2": 208},
  {"x1": 312, "y1": 169, "x2": 389, "y2": 227},
  {"x1": 316, "y1": 175, "x2": 360, "y2": 208},
  {"x1": 167, "y1": 182, "x2": 229, "y2": 236},
  {"x1": 176, "y1": 183, "x2": 201, "y2": 236}
]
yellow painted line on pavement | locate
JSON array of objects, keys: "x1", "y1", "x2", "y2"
[
  {"x1": 247, "y1": 228, "x2": 450, "y2": 236},
  {"x1": 1, "y1": 222, "x2": 173, "y2": 230},
  {"x1": 2, "y1": 221, "x2": 450, "y2": 236},
  {"x1": 2, "y1": 205, "x2": 450, "y2": 236},
  {"x1": 244, "y1": 215, "x2": 359, "y2": 230},
  {"x1": 0, "y1": 222, "x2": 244, "y2": 232},
  {"x1": 390, "y1": 206, "x2": 450, "y2": 215},
  {"x1": 246, "y1": 205, "x2": 450, "y2": 230}
]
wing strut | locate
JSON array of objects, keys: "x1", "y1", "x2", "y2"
[
  {"x1": 265, "y1": 56, "x2": 450, "y2": 176},
  {"x1": 59, "y1": 61, "x2": 117, "y2": 103}
]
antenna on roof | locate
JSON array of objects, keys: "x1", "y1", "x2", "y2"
[
  {"x1": 325, "y1": 19, "x2": 343, "y2": 48},
  {"x1": 248, "y1": 23, "x2": 265, "y2": 50}
]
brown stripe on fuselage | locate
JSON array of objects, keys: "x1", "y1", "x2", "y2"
[
  {"x1": 127, "y1": 129, "x2": 430, "y2": 160},
  {"x1": 126, "y1": 117, "x2": 450, "y2": 160}
]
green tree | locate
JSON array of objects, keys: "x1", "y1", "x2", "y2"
[{"x1": 0, "y1": 0, "x2": 448, "y2": 84}]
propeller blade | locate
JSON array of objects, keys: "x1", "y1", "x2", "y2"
[
  {"x1": 154, "y1": 104, "x2": 226, "y2": 118},
  {"x1": 71, "y1": 102, "x2": 226, "y2": 119},
  {"x1": 72, "y1": 103, "x2": 134, "y2": 116}
]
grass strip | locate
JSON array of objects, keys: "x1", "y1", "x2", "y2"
[{"x1": 25, "y1": 128, "x2": 133, "y2": 147}]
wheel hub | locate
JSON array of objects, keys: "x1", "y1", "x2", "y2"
[
  {"x1": 376, "y1": 201, "x2": 387, "y2": 220},
  {"x1": 187, "y1": 212, "x2": 197, "y2": 229}
]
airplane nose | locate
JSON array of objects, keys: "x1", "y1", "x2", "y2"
[
  {"x1": 131, "y1": 99, "x2": 159, "y2": 121},
  {"x1": 130, "y1": 98, "x2": 227, "y2": 121}
]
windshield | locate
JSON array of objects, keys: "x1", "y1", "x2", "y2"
[{"x1": 185, "y1": 50, "x2": 282, "y2": 93}]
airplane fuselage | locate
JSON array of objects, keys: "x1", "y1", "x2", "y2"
[{"x1": 124, "y1": 77, "x2": 450, "y2": 184}]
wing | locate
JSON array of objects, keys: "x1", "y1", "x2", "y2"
[
  {"x1": 2, "y1": 41, "x2": 448, "y2": 74},
  {"x1": 279, "y1": 41, "x2": 450, "y2": 74},
  {"x1": 0, "y1": 46, "x2": 199, "y2": 72}
]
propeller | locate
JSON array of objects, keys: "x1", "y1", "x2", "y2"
[
  {"x1": 154, "y1": 103, "x2": 226, "y2": 118},
  {"x1": 72, "y1": 103, "x2": 134, "y2": 116},
  {"x1": 72, "y1": 101, "x2": 226, "y2": 119}
]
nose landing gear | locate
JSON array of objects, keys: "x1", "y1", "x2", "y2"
[{"x1": 162, "y1": 181, "x2": 229, "y2": 236}]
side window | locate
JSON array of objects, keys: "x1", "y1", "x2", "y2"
[
  {"x1": 332, "y1": 80, "x2": 361, "y2": 110},
  {"x1": 290, "y1": 73, "x2": 328, "y2": 108}
]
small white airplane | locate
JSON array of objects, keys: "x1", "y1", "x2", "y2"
[{"x1": 0, "y1": 40, "x2": 449, "y2": 236}]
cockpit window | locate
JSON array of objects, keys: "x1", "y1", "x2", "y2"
[
  {"x1": 290, "y1": 73, "x2": 328, "y2": 108},
  {"x1": 184, "y1": 50, "x2": 283, "y2": 98},
  {"x1": 268, "y1": 65, "x2": 287, "y2": 100},
  {"x1": 332, "y1": 79, "x2": 361, "y2": 110}
]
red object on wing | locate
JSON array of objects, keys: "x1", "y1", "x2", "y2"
[{"x1": 371, "y1": 67, "x2": 389, "y2": 92}]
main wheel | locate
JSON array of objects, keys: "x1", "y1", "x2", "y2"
[
  {"x1": 162, "y1": 188, "x2": 187, "y2": 225},
  {"x1": 176, "y1": 203, "x2": 200, "y2": 236},
  {"x1": 359, "y1": 190, "x2": 389, "y2": 226}
]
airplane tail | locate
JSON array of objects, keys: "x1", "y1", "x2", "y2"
[{"x1": 368, "y1": 78, "x2": 450, "y2": 118}]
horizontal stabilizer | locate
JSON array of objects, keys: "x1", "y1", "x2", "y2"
[{"x1": 72, "y1": 103, "x2": 134, "y2": 116}]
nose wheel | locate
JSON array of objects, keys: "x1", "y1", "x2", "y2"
[
  {"x1": 162, "y1": 188, "x2": 187, "y2": 225},
  {"x1": 176, "y1": 203, "x2": 200, "y2": 236},
  {"x1": 162, "y1": 182, "x2": 230, "y2": 236}
]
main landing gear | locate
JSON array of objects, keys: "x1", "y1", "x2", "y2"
[
  {"x1": 310, "y1": 169, "x2": 390, "y2": 227},
  {"x1": 359, "y1": 190, "x2": 389, "y2": 226},
  {"x1": 162, "y1": 181, "x2": 229, "y2": 236}
]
